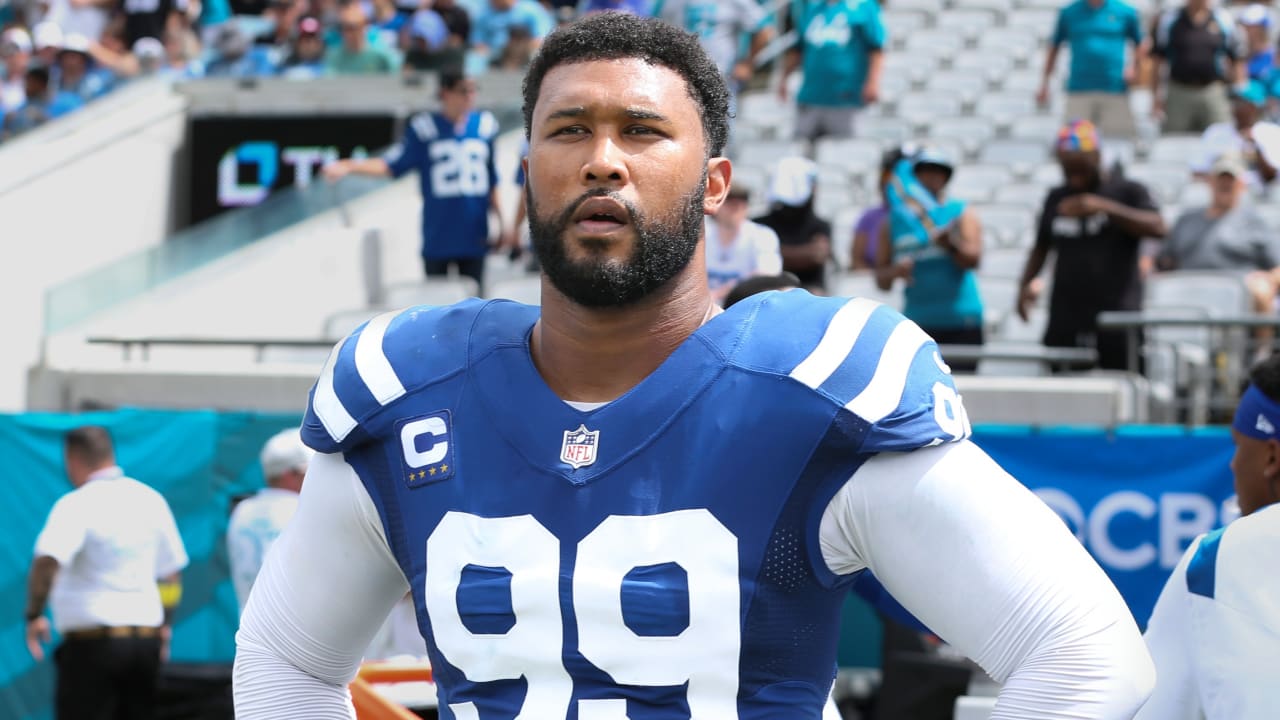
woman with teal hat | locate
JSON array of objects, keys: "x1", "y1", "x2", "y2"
[{"x1": 874, "y1": 147, "x2": 986, "y2": 371}]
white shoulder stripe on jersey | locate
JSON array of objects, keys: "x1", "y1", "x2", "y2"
[
  {"x1": 478, "y1": 111, "x2": 498, "y2": 139},
  {"x1": 845, "y1": 319, "x2": 931, "y2": 423},
  {"x1": 354, "y1": 310, "x2": 407, "y2": 406},
  {"x1": 411, "y1": 114, "x2": 437, "y2": 141},
  {"x1": 313, "y1": 340, "x2": 359, "y2": 444},
  {"x1": 789, "y1": 297, "x2": 881, "y2": 390}
]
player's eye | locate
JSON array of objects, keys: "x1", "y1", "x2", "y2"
[
  {"x1": 550, "y1": 125, "x2": 587, "y2": 137},
  {"x1": 624, "y1": 125, "x2": 663, "y2": 137}
]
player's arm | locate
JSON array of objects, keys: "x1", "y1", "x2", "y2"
[
  {"x1": 233, "y1": 453, "x2": 411, "y2": 719},
  {"x1": 1132, "y1": 539, "x2": 1203, "y2": 720},
  {"x1": 1037, "y1": 12, "x2": 1065, "y2": 105},
  {"x1": 937, "y1": 207, "x2": 981, "y2": 270},
  {"x1": 820, "y1": 441, "x2": 1155, "y2": 719},
  {"x1": 323, "y1": 157, "x2": 392, "y2": 181}
]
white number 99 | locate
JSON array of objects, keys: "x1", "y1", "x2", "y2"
[{"x1": 424, "y1": 510, "x2": 741, "y2": 719}]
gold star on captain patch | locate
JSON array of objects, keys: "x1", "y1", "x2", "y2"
[
  {"x1": 440, "y1": 464, "x2": 449, "y2": 474},
  {"x1": 429, "y1": 467, "x2": 438, "y2": 476},
  {"x1": 417, "y1": 470, "x2": 426, "y2": 480}
]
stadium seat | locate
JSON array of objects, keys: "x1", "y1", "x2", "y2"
[
  {"x1": 948, "y1": 165, "x2": 1014, "y2": 203},
  {"x1": 487, "y1": 276, "x2": 542, "y2": 305},
  {"x1": 1123, "y1": 162, "x2": 1191, "y2": 205},
  {"x1": 977, "y1": 139, "x2": 1051, "y2": 167},
  {"x1": 1147, "y1": 134, "x2": 1202, "y2": 164},
  {"x1": 998, "y1": 71, "x2": 1044, "y2": 94},
  {"x1": 815, "y1": 138, "x2": 884, "y2": 174},
  {"x1": 904, "y1": 30, "x2": 965, "y2": 61},
  {"x1": 885, "y1": 0, "x2": 944, "y2": 14},
  {"x1": 1006, "y1": 9, "x2": 1057, "y2": 35},
  {"x1": 926, "y1": 71, "x2": 992, "y2": 102},
  {"x1": 952, "y1": 0, "x2": 1015, "y2": 16},
  {"x1": 973, "y1": 93, "x2": 1040, "y2": 123},
  {"x1": 993, "y1": 182, "x2": 1050, "y2": 209},
  {"x1": 979, "y1": 245, "x2": 1029, "y2": 279},
  {"x1": 323, "y1": 308, "x2": 385, "y2": 340},
  {"x1": 944, "y1": 9, "x2": 1001, "y2": 40},
  {"x1": 929, "y1": 117, "x2": 998, "y2": 158},
  {"x1": 977, "y1": 29, "x2": 1041, "y2": 62},
  {"x1": 950, "y1": 50, "x2": 1015, "y2": 80},
  {"x1": 955, "y1": 374, "x2": 1147, "y2": 425},
  {"x1": 883, "y1": 9, "x2": 931, "y2": 39},
  {"x1": 828, "y1": 270, "x2": 904, "y2": 310},
  {"x1": 856, "y1": 116, "x2": 912, "y2": 145},
  {"x1": 1008, "y1": 115, "x2": 1062, "y2": 142},
  {"x1": 737, "y1": 140, "x2": 807, "y2": 171},
  {"x1": 1176, "y1": 180, "x2": 1211, "y2": 208},
  {"x1": 384, "y1": 278, "x2": 480, "y2": 308},
  {"x1": 974, "y1": 204, "x2": 1036, "y2": 248}
]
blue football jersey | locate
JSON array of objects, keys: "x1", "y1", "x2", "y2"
[
  {"x1": 384, "y1": 110, "x2": 500, "y2": 260},
  {"x1": 301, "y1": 291, "x2": 970, "y2": 719}
]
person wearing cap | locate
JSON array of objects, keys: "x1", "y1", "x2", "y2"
[
  {"x1": 1192, "y1": 79, "x2": 1280, "y2": 191},
  {"x1": 470, "y1": 0, "x2": 554, "y2": 67},
  {"x1": 1238, "y1": 3, "x2": 1274, "y2": 81},
  {"x1": 1134, "y1": 352, "x2": 1280, "y2": 719},
  {"x1": 851, "y1": 146, "x2": 909, "y2": 271},
  {"x1": 780, "y1": 0, "x2": 887, "y2": 144},
  {"x1": 1, "y1": 27, "x2": 32, "y2": 115},
  {"x1": 1159, "y1": 151, "x2": 1280, "y2": 361},
  {"x1": 1037, "y1": 0, "x2": 1144, "y2": 140},
  {"x1": 704, "y1": 185, "x2": 783, "y2": 304},
  {"x1": 875, "y1": 147, "x2": 986, "y2": 371},
  {"x1": 1017, "y1": 119, "x2": 1166, "y2": 371},
  {"x1": 54, "y1": 33, "x2": 112, "y2": 104},
  {"x1": 279, "y1": 16, "x2": 327, "y2": 78},
  {"x1": 754, "y1": 156, "x2": 833, "y2": 292},
  {"x1": 1151, "y1": 0, "x2": 1246, "y2": 134},
  {"x1": 25, "y1": 425, "x2": 188, "y2": 719},
  {"x1": 227, "y1": 428, "x2": 314, "y2": 612}
]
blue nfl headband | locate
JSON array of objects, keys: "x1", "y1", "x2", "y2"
[{"x1": 1233, "y1": 384, "x2": 1280, "y2": 440}]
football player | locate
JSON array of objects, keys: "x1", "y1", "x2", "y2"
[
  {"x1": 1136, "y1": 354, "x2": 1280, "y2": 719},
  {"x1": 235, "y1": 13, "x2": 1153, "y2": 719}
]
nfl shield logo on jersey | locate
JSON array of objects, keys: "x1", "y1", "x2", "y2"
[{"x1": 560, "y1": 424, "x2": 600, "y2": 469}]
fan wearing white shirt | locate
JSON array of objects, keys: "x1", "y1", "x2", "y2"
[
  {"x1": 705, "y1": 185, "x2": 783, "y2": 303},
  {"x1": 227, "y1": 429, "x2": 313, "y2": 612},
  {"x1": 25, "y1": 425, "x2": 189, "y2": 720},
  {"x1": 1136, "y1": 354, "x2": 1280, "y2": 719},
  {"x1": 1192, "y1": 81, "x2": 1280, "y2": 192}
]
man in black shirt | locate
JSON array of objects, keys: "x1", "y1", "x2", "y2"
[
  {"x1": 1151, "y1": 0, "x2": 1244, "y2": 134},
  {"x1": 1016, "y1": 120, "x2": 1167, "y2": 371},
  {"x1": 754, "y1": 156, "x2": 832, "y2": 292}
]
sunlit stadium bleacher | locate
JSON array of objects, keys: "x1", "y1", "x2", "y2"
[{"x1": 3, "y1": 0, "x2": 1276, "y2": 717}]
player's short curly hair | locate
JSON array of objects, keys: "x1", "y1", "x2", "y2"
[
  {"x1": 521, "y1": 12, "x2": 730, "y2": 158},
  {"x1": 1250, "y1": 353, "x2": 1280, "y2": 402}
]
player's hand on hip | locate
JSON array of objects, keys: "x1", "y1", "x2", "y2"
[{"x1": 26, "y1": 617, "x2": 50, "y2": 662}]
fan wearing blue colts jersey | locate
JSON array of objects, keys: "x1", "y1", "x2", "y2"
[
  {"x1": 234, "y1": 13, "x2": 1155, "y2": 720},
  {"x1": 323, "y1": 70, "x2": 513, "y2": 292}
]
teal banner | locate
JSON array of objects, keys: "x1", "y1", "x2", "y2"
[{"x1": 0, "y1": 409, "x2": 300, "y2": 720}]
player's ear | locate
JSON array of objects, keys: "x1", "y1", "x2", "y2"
[
  {"x1": 521, "y1": 155, "x2": 529, "y2": 184},
  {"x1": 704, "y1": 157, "x2": 731, "y2": 217}
]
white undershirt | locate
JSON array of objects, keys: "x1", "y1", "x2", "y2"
[{"x1": 233, "y1": 441, "x2": 1154, "y2": 719}]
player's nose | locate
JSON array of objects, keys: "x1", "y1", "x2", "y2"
[{"x1": 580, "y1": 135, "x2": 629, "y2": 188}]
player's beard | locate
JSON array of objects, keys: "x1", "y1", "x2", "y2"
[{"x1": 527, "y1": 176, "x2": 705, "y2": 308}]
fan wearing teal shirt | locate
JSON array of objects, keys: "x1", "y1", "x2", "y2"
[
  {"x1": 874, "y1": 149, "x2": 985, "y2": 371},
  {"x1": 1039, "y1": 0, "x2": 1144, "y2": 139},
  {"x1": 780, "y1": 0, "x2": 885, "y2": 142}
]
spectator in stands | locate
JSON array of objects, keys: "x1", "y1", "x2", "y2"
[
  {"x1": 55, "y1": 34, "x2": 112, "y2": 103},
  {"x1": 254, "y1": 0, "x2": 308, "y2": 48},
  {"x1": 431, "y1": 0, "x2": 472, "y2": 52},
  {"x1": 657, "y1": 0, "x2": 773, "y2": 153},
  {"x1": 470, "y1": 0, "x2": 553, "y2": 68},
  {"x1": 323, "y1": 70, "x2": 509, "y2": 290},
  {"x1": 88, "y1": 32, "x2": 204, "y2": 79},
  {"x1": 494, "y1": 22, "x2": 536, "y2": 69},
  {"x1": 1159, "y1": 151, "x2": 1280, "y2": 360},
  {"x1": 1017, "y1": 120, "x2": 1166, "y2": 371},
  {"x1": 1, "y1": 27, "x2": 31, "y2": 116},
  {"x1": 705, "y1": 185, "x2": 784, "y2": 304},
  {"x1": 1192, "y1": 80, "x2": 1280, "y2": 191},
  {"x1": 280, "y1": 16, "x2": 327, "y2": 77},
  {"x1": 227, "y1": 428, "x2": 312, "y2": 612},
  {"x1": 1239, "y1": 3, "x2": 1273, "y2": 81},
  {"x1": 327, "y1": 0, "x2": 400, "y2": 74},
  {"x1": 1151, "y1": 0, "x2": 1245, "y2": 134},
  {"x1": 402, "y1": 5, "x2": 459, "y2": 72},
  {"x1": 754, "y1": 156, "x2": 832, "y2": 293},
  {"x1": 1037, "y1": 0, "x2": 1145, "y2": 140},
  {"x1": 1135, "y1": 353, "x2": 1280, "y2": 719},
  {"x1": 206, "y1": 22, "x2": 278, "y2": 76},
  {"x1": 42, "y1": 0, "x2": 112, "y2": 46},
  {"x1": 25, "y1": 426, "x2": 187, "y2": 720},
  {"x1": 875, "y1": 147, "x2": 985, "y2": 371},
  {"x1": 722, "y1": 271, "x2": 802, "y2": 308},
  {"x1": 850, "y1": 147, "x2": 906, "y2": 271},
  {"x1": 3, "y1": 66, "x2": 54, "y2": 137},
  {"x1": 31, "y1": 21, "x2": 63, "y2": 69},
  {"x1": 780, "y1": 0, "x2": 886, "y2": 144},
  {"x1": 579, "y1": 0, "x2": 651, "y2": 15},
  {"x1": 121, "y1": 0, "x2": 188, "y2": 47}
]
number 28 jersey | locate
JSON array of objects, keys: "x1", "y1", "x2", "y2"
[
  {"x1": 300, "y1": 291, "x2": 970, "y2": 719},
  {"x1": 384, "y1": 110, "x2": 499, "y2": 260}
]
